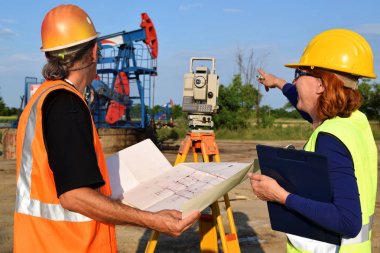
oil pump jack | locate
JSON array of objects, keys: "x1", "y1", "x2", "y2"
[{"x1": 91, "y1": 13, "x2": 158, "y2": 129}]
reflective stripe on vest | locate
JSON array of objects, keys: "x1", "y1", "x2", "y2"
[
  {"x1": 287, "y1": 214, "x2": 374, "y2": 252},
  {"x1": 341, "y1": 214, "x2": 374, "y2": 245},
  {"x1": 287, "y1": 234, "x2": 339, "y2": 253},
  {"x1": 15, "y1": 83, "x2": 91, "y2": 222}
]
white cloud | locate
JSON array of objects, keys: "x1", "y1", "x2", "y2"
[
  {"x1": 178, "y1": 3, "x2": 202, "y2": 11},
  {"x1": 0, "y1": 18, "x2": 17, "y2": 38},
  {"x1": 0, "y1": 53, "x2": 43, "y2": 72},
  {"x1": 0, "y1": 28, "x2": 16, "y2": 37},
  {"x1": 223, "y1": 8, "x2": 242, "y2": 14},
  {"x1": 354, "y1": 23, "x2": 380, "y2": 35}
]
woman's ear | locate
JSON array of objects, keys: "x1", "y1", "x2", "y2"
[{"x1": 316, "y1": 78, "x2": 324, "y2": 94}]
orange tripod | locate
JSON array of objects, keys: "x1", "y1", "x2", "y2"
[{"x1": 144, "y1": 130, "x2": 241, "y2": 253}]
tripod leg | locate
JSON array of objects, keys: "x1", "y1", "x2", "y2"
[
  {"x1": 211, "y1": 201, "x2": 229, "y2": 253},
  {"x1": 175, "y1": 135, "x2": 192, "y2": 165},
  {"x1": 224, "y1": 194, "x2": 241, "y2": 252},
  {"x1": 199, "y1": 213, "x2": 218, "y2": 253},
  {"x1": 202, "y1": 152, "x2": 210, "y2": 163},
  {"x1": 192, "y1": 145, "x2": 200, "y2": 162},
  {"x1": 144, "y1": 230, "x2": 159, "y2": 253}
]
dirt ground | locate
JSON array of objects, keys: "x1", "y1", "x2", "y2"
[{"x1": 1, "y1": 140, "x2": 379, "y2": 253}]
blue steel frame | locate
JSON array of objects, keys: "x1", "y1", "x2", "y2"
[{"x1": 93, "y1": 28, "x2": 157, "y2": 128}]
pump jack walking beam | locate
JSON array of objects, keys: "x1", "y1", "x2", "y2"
[{"x1": 144, "y1": 130, "x2": 241, "y2": 253}]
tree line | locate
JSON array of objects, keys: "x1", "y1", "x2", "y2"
[
  {"x1": 0, "y1": 97, "x2": 18, "y2": 116},
  {"x1": 1, "y1": 79, "x2": 379, "y2": 125},
  {"x1": 156, "y1": 74, "x2": 380, "y2": 131}
]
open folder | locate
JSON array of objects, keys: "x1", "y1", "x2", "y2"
[
  {"x1": 106, "y1": 139, "x2": 254, "y2": 218},
  {"x1": 256, "y1": 144, "x2": 341, "y2": 245}
]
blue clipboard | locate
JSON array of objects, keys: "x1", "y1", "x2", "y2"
[{"x1": 256, "y1": 144, "x2": 341, "y2": 245}]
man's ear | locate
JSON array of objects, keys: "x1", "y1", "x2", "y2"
[{"x1": 92, "y1": 43, "x2": 98, "y2": 62}]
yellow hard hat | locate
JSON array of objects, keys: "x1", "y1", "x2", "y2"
[
  {"x1": 41, "y1": 4, "x2": 99, "y2": 52},
  {"x1": 285, "y1": 29, "x2": 376, "y2": 78}
]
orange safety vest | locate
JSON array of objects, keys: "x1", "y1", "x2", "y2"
[{"x1": 14, "y1": 80, "x2": 117, "y2": 253}]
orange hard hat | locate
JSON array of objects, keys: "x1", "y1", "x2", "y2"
[{"x1": 41, "y1": 4, "x2": 99, "y2": 52}]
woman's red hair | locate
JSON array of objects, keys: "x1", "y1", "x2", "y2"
[{"x1": 310, "y1": 68, "x2": 363, "y2": 121}]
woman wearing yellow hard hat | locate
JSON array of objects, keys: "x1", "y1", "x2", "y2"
[
  {"x1": 14, "y1": 4, "x2": 200, "y2": 253},
  {"x1": 249, "y1": 28, "x2": 377, "y2": 253}
]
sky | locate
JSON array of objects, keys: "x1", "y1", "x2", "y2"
[{"x1": 0, "y1": 0, "x2": 379, "y2": 109}]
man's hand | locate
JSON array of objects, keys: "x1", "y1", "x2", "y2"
[
  {"x1": 248, "y1": 172, "x2": 289, "y2": 204},
  {"x1": 151, "y1": 210, "x2": 200, "y2": 237},
  {"x1": 59, "y1": 187, "x2": 200, "y2": 237}
]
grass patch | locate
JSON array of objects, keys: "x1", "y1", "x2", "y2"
[
  {"x1": 156, "y1": 127, "x2": 187, "y2": 142},
  {"x1": 0, "y1": 115, "x2": 17, "y2": 123},
  {"x1": 157, "y1": 124, "x2": 313, "y2": 142},
  {"x1": 215, "y1": 125, "x2": 313, "y2": 140},
  {"x1": 157, "y1": 119, "x2": 380, "y2": 141}
]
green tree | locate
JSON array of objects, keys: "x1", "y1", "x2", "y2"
[
  {"x1": 259, "y1": 105, "x2": 275, "y2": 128},
  {"x1": 269, "y1": 102, "x2": 303, "y2": 119},
  {"x1": 370, "y1": 84, "x2": 380, "y2": 121},
  {"x1": 0, "y1": 96, "x2": 18, "y2": 116},
  {"x1": 149, "y1": 105, "x2": 163, "y2": 117},
  {"x1": 359, "y1": 80, "x2": 380, "y2": 121},
  {"x1": 214, "y1": 74, "x2": 259, "y2": 130},
  {"x1": 235, "y1": 47, "x2": 267, "y2": 125},
  {"x1": 171, "y1": 104, "x2": 186, "y2": 119},
  {"x1": 0, "y1": 96, "x2": 7, "y2": 115}
]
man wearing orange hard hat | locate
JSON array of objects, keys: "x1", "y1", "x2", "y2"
[
  {"x1": 250, "y1": 29, "x2": 377, "y2": 252},
  {"x1": 14, "y1": 4, "x2": 200, "y2": 253}
]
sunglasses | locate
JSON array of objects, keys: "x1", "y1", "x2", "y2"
[{"x1": 294, "y1": 69, "x2": 317, "y2": 81}]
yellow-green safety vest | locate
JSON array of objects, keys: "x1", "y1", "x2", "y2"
[{"x1": 286, "y1": 110, "x2": 377, "y2": 253}]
